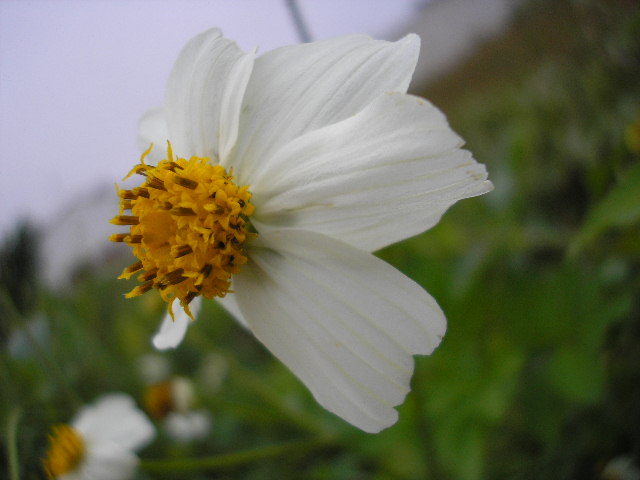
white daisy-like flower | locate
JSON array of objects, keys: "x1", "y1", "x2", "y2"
[
  {"x1": 43, "y1": 393, "x2": 155, "y2": 480},
  {"x1": 164, "y1": 410, "x2": 212, "y2": 444},
  {"x1": 143, "y1": 376, "x2": 212, "y2": 444},
  {"x1": 111, "y1": 28, "x2": 492, "y2": 433}
]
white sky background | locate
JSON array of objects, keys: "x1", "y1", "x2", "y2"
[{"x1": 0, "y1": 0, "x2": 427, "y2": 237}]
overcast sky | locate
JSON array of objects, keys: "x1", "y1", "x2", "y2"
[{"x1": 0, "y1": 0, "x2": 427, "y2": 237}]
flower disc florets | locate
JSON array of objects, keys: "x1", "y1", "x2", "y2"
[
  {"x1": 43, "y1": 424, "x2": 85, "y2": 478},
  {"x1": 111, "y1": 143, "x2": 255, "y2": 318}
]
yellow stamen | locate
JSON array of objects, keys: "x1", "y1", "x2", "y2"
[
  {"x1": 171, "y1": 245, "x2": 193, "y2": 258},
  {"x1": 42, "y1": 424, "x2": 85, "y2": 478},
  {"x1": 173, "y1": 176, "x2": 198, "y2": 189},
  {"x1": 111, "y1": 215, "x2": 139, "y2": 225},
  {"x1": 118, "y1": 260, "x2": 143, "y2": 279},
  {"x1": 111, "y1": 142, "x2": 255, "y2": 319},
  {"x1": 125, "y1": 280, "x2": 155, "y2": 298}
]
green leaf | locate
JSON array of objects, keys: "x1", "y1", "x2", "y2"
[
  {"x1": 546, "y1": 347, "x2": 604, "y2": 404},
  {"x1": 571, "y1": 162, "x2": 640, "y2": 254}
]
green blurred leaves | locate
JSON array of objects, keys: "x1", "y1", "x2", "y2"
[
  {"x1": 2, "y1": 0, "x2": 640, "y2": 479},
  {"x1": 570, "y1": 162, "x2": 640, "y2": 255}
]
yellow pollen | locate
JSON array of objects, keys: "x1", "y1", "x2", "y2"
[
  {"x1": 111, "y1": 142, "x2": 255, "y2": 319},
  {"x1": 43, "y1": 424, "x2": 85, "y2": 478}
]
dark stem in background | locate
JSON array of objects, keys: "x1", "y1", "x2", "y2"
[{"x1": 285, "y1": 0, "x2": 312, "y2": 43}]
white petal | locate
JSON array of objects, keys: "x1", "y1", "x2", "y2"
[
  {"x1": 218, "y1": 47, "x2": 255, "y2": 164},
  {"x1": 152, "y1": 297, "x2": 202, "y2": 350},
  {"x1": 164, "y1": 410, "x2": 212, "y2": 443},
  {"x1": 251, "y1": 93, "x2": 493, "y2": 252},
  {"x1": 136, "y1": 107, "x2": 168, "y2": 164},
  {"x1": 170, "y1": 376, "x2": 196, "y2": 412},
  {"x1": 165, "y1": 28, "x2": 254, "y2": 160},
  {"x1": 230, "y1": 34, "x2": 419, "y2": 183},
  {"x1": 71, "y1": 444, "x2": 139, "y2": 480},
  {"x1": 235, "y1": 230, "x2": 445, "y2": 433},
  {"x1": 216, "y1": 291, "x2": 249, "y2": 329},
  {"x1": 72, "y1": 393, "x2": 155, "y2": 452}
]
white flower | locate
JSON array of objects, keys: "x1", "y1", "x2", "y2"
[
  {"x1": 112, "y1": 28, "x2": 492, "y2": 433},
  {"x1": 164, "y1": 410, "x2": 212, "y2": 444},
  {"x1": 196, "y1": 352, "x2": 229, "y2": 395},
  {"x1": 137, "y1": 353, "x2": 171, "y2": 384},
  {"x1": 43, "y1": 393, "x2": 155, "y2": 480},
  {"x1": 142, "y1": 376, "x2": 212, "y2": 444}
]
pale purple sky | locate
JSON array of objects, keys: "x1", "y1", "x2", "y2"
[{"x1": 0, "y1": 0, "x2": 425, "y2": 237}]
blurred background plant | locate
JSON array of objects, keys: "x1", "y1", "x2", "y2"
[{"x1": 1, "y1": 0, "x2": 639, "y2": 478}]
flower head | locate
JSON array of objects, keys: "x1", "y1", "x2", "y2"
[
  {"x1": 112, "y1": 144, "x2": 254, "y2": 319},
  {"x1": 111, "y1": 29, "x2": 492, "y2": 433},
  {"x1": 43, "y1": 393, "x2": 155, "y2": 479},
  {"x1": 143, "y1": 376, "x2": 212, "y2": 444}
]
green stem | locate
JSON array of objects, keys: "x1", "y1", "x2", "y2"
[
  {"x1": 228, "y1": 358, "x2": 330, "y2": 435},
  {"x1": 6, "y1": 407, "x2": 21, "y2": 480},
  {"x1": 140, "y1": 436, "x2": 332, "y2": 474},
  {"x1": 412, "y1": 366, "x2": 450, "y2": 480}
]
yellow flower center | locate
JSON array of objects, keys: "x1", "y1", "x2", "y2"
[
  {"x1": 143, "y1": 380, "x2": 174, "y2": 419},
  {"x1": 110, "y1": 143, "x2": 255, "y2": 318},
  {"x1": 43, "y1": 424, "x2": 85, "y2": 478}
]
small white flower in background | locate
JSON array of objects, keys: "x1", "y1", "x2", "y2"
[
  {"x1": 137, "y1": 353, "x2": 171, "y2": 385},
  {"x1": 43, "y1": 393, "x2": 155, "y2": 480},
  {"x1": 196, "y1": 352, "x2": 229, "y2": 395},
  {"x1": 601, "y1": 455, "x2": 640, "y2": 480},
  {"x1": 111, "y1": 28, "x2": 493, "y2": 433},
  {"x1": 164, "y1": 410, "x2": 212, "y2": 444},
  {"x1": 143, "y1": 376, "x2": 212, "y2": 443}
]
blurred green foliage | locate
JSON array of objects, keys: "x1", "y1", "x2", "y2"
[{"x1": 1, "y1": 0, "x2": 639, "y2": 478}]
